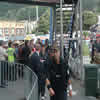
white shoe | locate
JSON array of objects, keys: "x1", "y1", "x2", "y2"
[
  {"x1": 44, "y1": 94, "x2": 47, "y2": 98},
  {"x1": 41, "y1": 96, "x2": 45, "y2": 100}
]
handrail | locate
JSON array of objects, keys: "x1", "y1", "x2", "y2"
[
  {"x1": 25, "y1": 65, "x2": 38, "y2": 100},
  {"x1": 27, "y1": 74, "x2": 38, "y2": 100},
  {"x1": 0, "y1": 61, "x2": 38, "y2": 100}
]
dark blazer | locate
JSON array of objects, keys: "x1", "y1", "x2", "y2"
[
  {"x1": 21, "y1": 46, "x2": 31, "y2": 65},
  {"x1": 30, "y1": 52, "x2": 41, "y2": 76}
]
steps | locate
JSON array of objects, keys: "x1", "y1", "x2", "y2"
[{"x1": 54, "y1": 4, "x2": 75, "y2": 49}]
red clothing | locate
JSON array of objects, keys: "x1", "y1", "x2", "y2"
[{"x1": 32, "y1": 48, "x2": 36, "y2": 53}]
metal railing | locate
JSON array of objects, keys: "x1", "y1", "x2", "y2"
[
  {"x1": 0, "y1": 61, "x2": 38, "y2": 100},
  {"x1": 26, "y1": 65, "x2": 38, "y2": 100}
]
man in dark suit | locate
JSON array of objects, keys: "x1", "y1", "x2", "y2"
[
  {"x1": 30, "y1": 43, "x2": 42, "y2": 99},
  {"x1": 30, "y1": 43, "x2": 41, "y2": 76}
]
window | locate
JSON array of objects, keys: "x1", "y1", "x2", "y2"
[
  {"x1": 16, "y1": 28, "x2": 24, "y2": 35},
  {"x1": 16, "y1": 28, "x2": 20, "y2": 35},
  {"x1": 4, "y1": 28, "x2": 9, "y2": 35},
  {"x1": 20, "y1": 28, "x2": 24, "y2": 34},
  {"x1": 11, "y1": 28, "x2": 15, "y2": 34},
  {"x1": 0, "y1": 28, "x2": 3, "y2": 36}
]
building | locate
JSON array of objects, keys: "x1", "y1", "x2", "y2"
[
  {"x1": 24, "y1": 21, "x2": 38, "y2": 34},
  {"x1": 0, "y1": 21, "x2": 25, "y2": 38}
]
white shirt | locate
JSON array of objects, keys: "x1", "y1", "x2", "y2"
[
  {"x1": 36, "y1": 51, "x2": 39, "y2": 56},
  {"x1": 0, "y1": 46, "x2": 7, "y2": 61}
]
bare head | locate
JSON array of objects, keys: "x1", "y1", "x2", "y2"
[{"x1": 35, "y1": 43, "x2": 41, "y2": 52}]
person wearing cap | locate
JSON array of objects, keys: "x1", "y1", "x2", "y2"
[
  {"x1": 45, "y1": 45, "x2": 70, "y2": 100},
  {"x1": 39, "y1": 44, "x2": 48, "y2": 100}
]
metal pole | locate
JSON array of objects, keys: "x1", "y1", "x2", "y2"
[
  {"x1": 79, "y1": 0, "x2": 83, "y2": 81},
  {"x1": 0, "y1": 62, "x2": 1, "y2": 86},
  {"x1": 60, "y1": 0, "x2": 64, "y2": 58},
  {"x1": 53, "y1": 7, "x2": 57, "y2": 42},
  {"x1": 36, "y1": 6, "x2": 39, "y2": 32},
  {"x1": 36, "y1": 6, "x2": 39, "y2": 21},
  {"x1": 50, "y1": 8, "x2": 53, "y2": 45}
]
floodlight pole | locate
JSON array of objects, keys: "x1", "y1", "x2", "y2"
[
  {"x1": 53, "y1": 7, "x2": 57, "y2": 42},
  {"x1": 79, "y1": 0, "x2": 83, "y2": 81},
  {"x1": 36, "y1": 6, "x2": 39, "y2": 32},
  {"x1": 60, "y1": 0, "x2": 64, "y2": 58},
  {"x1": 36, "y1": 6, "x2": 39, "y2": 21},
  {"x1": 50, "y1": 8, "x2": 53, "y2": 45}
]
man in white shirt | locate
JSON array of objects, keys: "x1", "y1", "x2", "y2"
[
  {"x1": 0, "y1": 41, "x2": 8, "y2": 61},
  {"x1": 0, "y1": 40, "x2": 8, "y2": 88}
]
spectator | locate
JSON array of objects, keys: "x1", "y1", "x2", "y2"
[
  {"x1": 0, "y1": 40, "x2": 8, "y2": 61},
  {"x1": 45, "y1": 45, "x2": 70, "y2": 100},
  {"x1": 30, "y1": 39, "x2": 34, "y2": 51},
  {"x1": 40, "y1": 44, "x2": 47, "y2": 100},
  {"x1": 7, "y1": 42, "x2": 16, "y2": 81},
  {"x1": 7, "y1": 42, "x2": 15, "y2": 63},
  {"x1": 21, "y1": 40, "x2": 31, "y2": 65},
  {"x1": 30, "y1": 43, "x2": 42, "y2": 99},
  {"x1": 45, "y1": 39, "x2": 49, "y2": 56},
  {"x1": 0, "y1": 40, "x2": 8, "y2": 88},
  {"x1": 37, "y1": 38, "x2": 42, "y2": 45}
]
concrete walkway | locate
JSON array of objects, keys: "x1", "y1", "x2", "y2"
[
  {"x1": 45, "y1": 79, "x2": 97, "y2": 100},
  {"x1": 68, "y1": 79, "x2": 97, "y2": 100},
  {"x1": 83, "y1": 56, "x2": 91, "y2": 64},
  {"x1": 0, "y1": 79, "x2": 97, "y2": 100},
  {"x1": 0, "y1": 79, "x2": 28, "y2": 100}
]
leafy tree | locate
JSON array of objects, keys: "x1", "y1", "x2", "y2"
[
  {"x1": 37, "y1": 9, "x2": 50, "y2": 34},
  {"x1": 0, "y1": 2, "x2": 49, "y2": 21},
  {"x1": 83, "y1": 11, "x2": 98, "y2": 30}
]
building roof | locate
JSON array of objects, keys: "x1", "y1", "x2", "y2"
[
  {"x1": 8, "y1": 36, "x2": 25, "y2": 41},
  {"x1": 0, "y1": 0, "x2": 78, "y2": 6}
]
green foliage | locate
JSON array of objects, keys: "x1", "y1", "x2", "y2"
[
  {"x1": 35, "y1": 32, "x2": 44, "y2": 36},
  {"x1": 0, "y1": 2, "x2": 49, "y2": 21},
  {"x1": 37, "y1": 9, "x2": 50, "y2": 34},
  {"x1": 83, "y1": 11, "x2": 98, "y2": 30},
  {"x1": 83, "y1": 31, "x2": 89, "y2": 38},
  {"x1": 31, "y1": 29, "x2": 37, "y2": 34}
]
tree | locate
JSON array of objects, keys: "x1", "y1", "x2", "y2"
[
  {"x1": 83, "y1": 11, "x2": 98, "y2": 30},
  {"x1": 0, "y1": 2, "x2": 49, "y2": 21},
  {"x1": 37, "y1": 9, "x2": 50, "y2": 34}
]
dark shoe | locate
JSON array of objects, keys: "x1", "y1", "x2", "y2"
[
  {"x1": 0, "y1": 85, "x2": 6, "y2": 88},
  {"x1": 4, "y1": 83, "x2": 8, "y2": 86}
]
